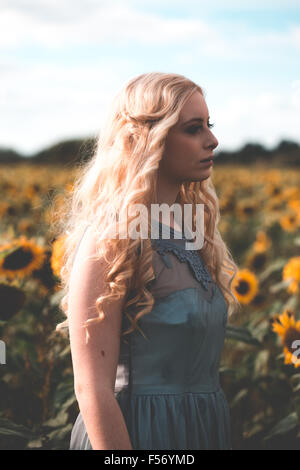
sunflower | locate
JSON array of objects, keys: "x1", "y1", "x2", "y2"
[
  {"x1": 232, "y1": 268, "x2": 259, "y2": 304},
  {"x1": 253, "y1": 230, "x2": 272, "y2": 253},
  {"x1": 219, "y1": 194, "x2": 235, "y2": 214},
  {"x1": 279, "y1": 211, "x2": 300, "y2": 232},
  {"x1": 25, "y1": 183, "x2": 41, "y2": 200},
  {"x1": 0, "y1": 237, "x2": 46, "y2": 280},
  {"x1": 236, "y1": 200, "x2": 258, "y2": 220},
  {"x1": 265, "y1": 199, "x2": 284, "y2": 212},
  {"x1": 264, "y1": 169, "x2": 281, "y2": 185},
  {"x1": 283, "y1": 188, "x2": 300, "y2": 201},
  {"x1": 287, "y1": 199, "x2": 300, "y2": 212},
  {"x1": 272, "y1": 309, "x2": 300, "y2": 368},
  {"x1": 246, "y1": 251, "x2": 268, "y2": 271},
  {"x1": 265, "y1": 183, "x2": 282, "y2": 198},
  {"x1": 50, "y1": 234, "x2": 67, "y2": 278},
  {"x1": 282, "y1": 257, "x2": 300, "y2": 294},
  {"x1": 32, "y1": 248, "x2": 57, "y2": 291}
]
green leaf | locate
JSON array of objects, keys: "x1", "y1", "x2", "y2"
[
  {"x1": 46, "y1": 423, "x2": 73, "y2": 443},
  {"x1": 269, "y1": 301, "x2": 284, "y2": 314},
  {"x1": 254, "y1": 350, "x2": 270, "y2": 377},
  {"x1": 27, "y1": 438, "x2": 43, "y2": 449},
  {"x1": 290, "y1": 373, "x2": 300, "y2": 385},
  {"x1": 263, "y1": 412, "x2": 299, "y2": 441},
  {"x1": 43, "y1": 409, "x2": 69, "y2": 429},
  {"x1": 294, "y1": 237, "x2": 300, "y2": 247},
  {"x1": 49, "y1": 289, "x2": 65, "y2": 307},
  {"x1": 251, "y1": 319, "x2": 270, "y2": 342},
  {"x1": 225, "y1": 325, "x2": 261, "y2": 346},
  {"x1": 231, "y1": 388, "x2": 248, "y2": 408},
  {"x1": 0, "y1": 418, "x2": 35, "y2": 440},
  {"x1": 219, "y1": 366, "x2": 236, "y2": 376},
  {"x1": 244, "y1": 423, "x2": 264, "y2": 439},
  {"x1": 59, "y1": 344, "x2": 71, "y2": 358},
  {"x1": 61, "y1": 395, "x2": 77, "y2": 411},
  {"x1": 269, "y1": 279, "x2": 292, "y2": 294},
  {"x1": 258, "y1": 258, "x2": 286, "y2": 283},
  {"x1": 283, "y1": 295, "x2": 299, "y2": 311}
]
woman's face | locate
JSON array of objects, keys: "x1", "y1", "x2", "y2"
[{"x1": 159, "y1": 91, "x2": 219, "y2": 184}]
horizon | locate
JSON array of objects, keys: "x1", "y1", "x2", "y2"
[
  {"x1": 3, "y1": 133, "x2": 300, "y2": 159},
  {"x1": 2, "y1": 134, "x2": 299, "y2": 159}
]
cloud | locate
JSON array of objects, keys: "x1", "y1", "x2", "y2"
[
  {"x1": 1, "y1": 59, "x2": 298, "y2": 154},
  {"x1": 7, "y1": 0, "x2": 298, "y2": 22},
  {"x1": 132, "y1": 0, "x2": 300, "y2": 8},
  {"x1": 1, "y1": 1, "x2": 298, "y2": 51},
  {"x1": 0, "y1": 2, "x2": 217, "y2": 48},
  {"x1": 0, "y1": 60, "x2": 131, "y2": 154},
  {"x1": 243, "y1": 25, "x2": 300, "y2": 50},
  {"x1": 0, "y1": 0, "x2": 101, "y2": 22},
  {"x1": 212, "y1": 87, "x2": 300, "y2": 151}
]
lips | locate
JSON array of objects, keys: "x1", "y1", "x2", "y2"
[{"x1": 200, "y1": 156, "x2": 214, "y2": 163}]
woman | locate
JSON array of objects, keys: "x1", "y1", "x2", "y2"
[{"x1": 56, "y1": 72, "x2": 240, "y2": 450}]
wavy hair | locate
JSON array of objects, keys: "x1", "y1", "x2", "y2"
[{"x1": 54, "y1": 72, "x2": 241, "y2": 343}]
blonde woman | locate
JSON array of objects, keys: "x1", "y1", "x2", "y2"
[{"x1": 56, "y1": 72, "x2": 240, "y2": 450}]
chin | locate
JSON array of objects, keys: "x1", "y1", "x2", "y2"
[
  {"x1": 190, "y1": 173, "x2": 211, "y2": 183},
  {"x1": 180, "y1": 170, "x2": 212, "y2": 184}
]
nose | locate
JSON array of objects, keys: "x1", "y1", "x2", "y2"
[
  {"x1": 205, "y1": 131, "x2": 218, "y2": 151},
  {"x1": 212, "y1": 135, "x2": 218, "y2": 150}
]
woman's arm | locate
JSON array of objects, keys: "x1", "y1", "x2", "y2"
[{"x1": 68, "y1": 226, "x2": 133, "y2": 450}]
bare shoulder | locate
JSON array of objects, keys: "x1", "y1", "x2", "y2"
[
  {"x1": 69, "y1": 225, "x2": 125, "y2": 322},
  {"x1": 71, "y1": 225, "x2": 102, "y2": 273}
]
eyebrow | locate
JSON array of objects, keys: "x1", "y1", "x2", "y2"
[{"x1": 182, "y1": 116, "x2": 210, "y2": 126}]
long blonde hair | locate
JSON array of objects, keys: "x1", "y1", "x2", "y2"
[{"x1": 54, "y1": 72, "x2": 240, "y2": 342}]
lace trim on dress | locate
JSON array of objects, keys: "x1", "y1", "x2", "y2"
[{"x1": 151, "y1": 224, "x2": 214, "y2": 292}]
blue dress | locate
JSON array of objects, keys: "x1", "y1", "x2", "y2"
[{"x1": 70, "y1": 222, "x2": 232, "y2": 450}]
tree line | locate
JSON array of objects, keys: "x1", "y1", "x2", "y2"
[{"x1": 0, "y1": 138, "x2": 299, "y2": 167}]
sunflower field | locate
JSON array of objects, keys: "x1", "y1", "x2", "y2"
[{"x1": 0, "y1": 162, "x2": 300, "y2": 450}]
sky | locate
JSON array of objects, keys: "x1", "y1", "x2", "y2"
[{"x1": 1, "y1": 0, "x2": 300, "y2": 156}]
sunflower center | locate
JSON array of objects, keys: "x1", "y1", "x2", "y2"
[
  {"x1": 284, "y1": 327, "x2": 300, "y2": 354},
  {"x1": 3, "y1": 247, "x2": 34, "y2": 270},
  {"x1": 236, "y1": 280, "x2": 250, "y2": 295},
  {"x1": 243, "y1": 207, "x2": 254, "y2": 215}
]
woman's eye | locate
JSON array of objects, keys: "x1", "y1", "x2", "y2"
[
  {"x1": 187, "y1": 126, "x2": 201, "y2": 134},
  {"x1": 187, "y1": 122, "x2": 214, "y2": 134}
]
